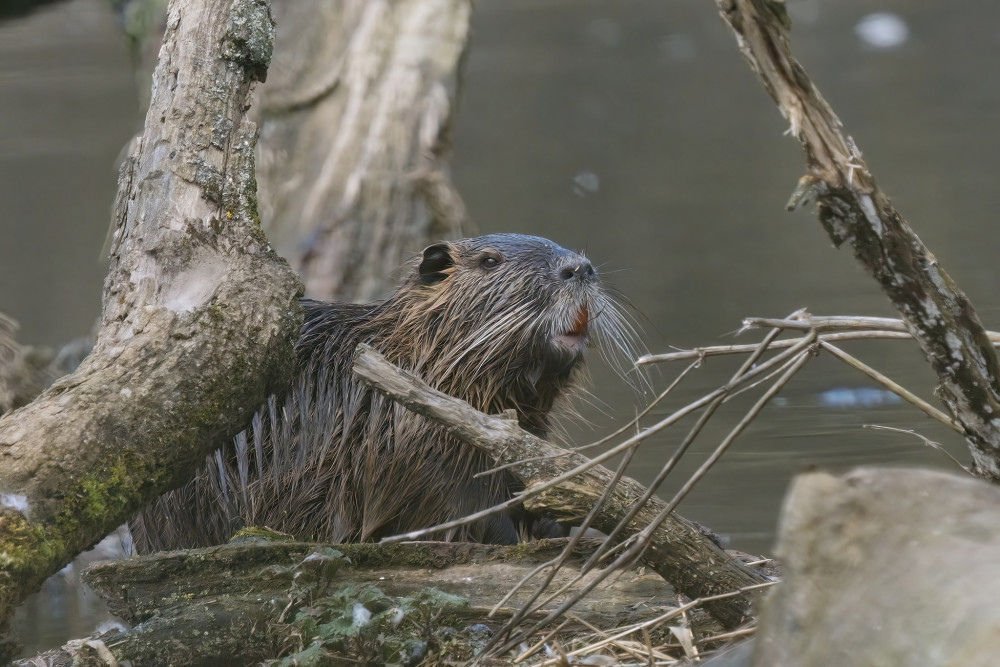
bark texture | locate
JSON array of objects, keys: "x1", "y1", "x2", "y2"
[
  {"x1": 123, "y1": 0, "x2": 473, "y2": 302},
  {"x1": 353, "y1": 345, "x2": 770, "y2": 630},
  {"x1": 0, "y1": 0, "x2": 300, "y2": 641},
  {"x1": 255, "y1": 0, "x2": 472, "y2": 301},
  {"x1": 715, "y1": 0, "x2": 1000, "y2": 479}
]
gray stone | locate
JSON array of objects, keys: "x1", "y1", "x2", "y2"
[{"x1": 753, "y1": 467, "x2": 1000, "y2": 667}]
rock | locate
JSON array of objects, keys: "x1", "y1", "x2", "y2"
[
  {"x1": 753, "y1": 467, "x2": 1000, "y2": 666},
  {"x1": 701, "y1": 639, "x2": 752, "y2": 666}
]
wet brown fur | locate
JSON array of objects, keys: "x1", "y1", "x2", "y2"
[{"x1": 131, "y1": 234, "x2": 631, "y2": 550}]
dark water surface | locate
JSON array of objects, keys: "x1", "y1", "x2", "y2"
[{"x1": 3, "y1": 0, "x2": 999, "y2": 654}]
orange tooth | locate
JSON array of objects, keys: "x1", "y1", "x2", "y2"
[{"x1": 568, "y1": 307, "x2": 589, "y2": 336}]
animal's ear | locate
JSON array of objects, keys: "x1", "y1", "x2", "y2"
[{"x1": 418, "y1": 242, "x2": 455, "y2": 285}]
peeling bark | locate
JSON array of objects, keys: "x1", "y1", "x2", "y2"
[
  {"x1": 353, "y1": 345, "x2": 771, "y2": 630},
  {"x1": 0, "y1": 0, "x2": 301, "y2": 649},
  {"x1": 715, "y1": 0, "x2": 1000, "y2": 479}
]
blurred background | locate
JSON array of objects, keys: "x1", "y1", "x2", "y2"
[{"x1": 2, "y1": 0, "x2": 998, "y2": 652}]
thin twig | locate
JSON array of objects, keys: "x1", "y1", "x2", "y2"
[
  {"x1": 490, "y1": 446, "x2": 640, "y2": 632},
  {"x1": 581, "y1": 328, "x2": 813, "y2": 576},
  {"x1": 578, "y1": 326, "x2": 814, "y2": 577},
  {"x1": 493, "y1": 341, "x2": 805, "y2": 654},
  {"x1": 634, "y1": 351, "x2": 810, "y2": 555},
  {"x1": 637, "y1": 330, "x2": 912, "y2": 365},
  {"x1": 489, "y1": 559, "x2": 557, "y2": 617},
  {"x1": 557, "y1": 582, "x2": 777, "y2": 659},
  {"x1": 499, "y1": 323, "x2": 804, "y2": 641},
  {"x1": 695, "y1": 626, "x2": 756, "y2": 645},
  {"x1": 512, "y1": 618, "x2": 573, "y2": 663},
  {"x1": 478, "y1": 358, "x2": 700, "y2": 478},
  {"x1": 864, "y1": 424, "x2": 972, "y2": 474},
  {"x1": 721, "y1": 343, "x2": 814, "y2": 404},
  {"x1": 742, "y1": 315, "x2": 908, "y2": 333},
  {"x1": 819, "y1": 340, "x2": 960, "y2": 431},
  {"x1": 642, "y1": 627, "x2": 655, "y2": 666},
  {"x1": 746, "y1": 316, "x2": 1000, "y2": 343},
  {"x1": 561, "y1": 613, "x2": 655, "y2": 666}
]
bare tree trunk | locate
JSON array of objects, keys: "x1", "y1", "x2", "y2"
[
  {"x1": 715, "y1": 0, "x2": 1000, "y2": 479},
  {"x1": 0, "y1": 0, "x2": 300, "y2": 652},
  {"x1": 255, "y1": 0, "x2": 472, "y2": 301}
]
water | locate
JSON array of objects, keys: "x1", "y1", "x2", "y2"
[
  {"x1": 0, "y1": 0, "x2": 136, "y2": 347},
  {"x1": 3, "y1": 0, "x2": 998, "y2": 653}
]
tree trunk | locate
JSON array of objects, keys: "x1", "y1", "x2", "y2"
[
  {"x1": 0, "y1": 0, "x2": 300, "y2": 655},
  {"x1": 254, "y1": 0, "x2": 472, "y2": 301},
  {"x1": 123, "y1": 0, "x2": 474, "y2": 302}
]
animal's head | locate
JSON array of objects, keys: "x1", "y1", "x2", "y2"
[{"x1": 388, "y1": 234, "x2": 639, "y2": 428}]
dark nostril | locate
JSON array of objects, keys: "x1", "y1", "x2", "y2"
[{"x1": 560, "y1": 267, "x2": 575, "y2": 281}]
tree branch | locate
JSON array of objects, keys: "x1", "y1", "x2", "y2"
[
  {"x1": 352, "y1": 344, "x2": 770, "y2": 630},
  {"x1": 0, "y1": 0, "x2": 300, "y2": 641},
  {"x1": 715, "y1": 0, "x2": 1000, "y2": 479}
]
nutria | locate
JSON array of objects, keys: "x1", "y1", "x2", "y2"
[{"x1": 130, "y1": 234, "x2": 635, "y2": 551}]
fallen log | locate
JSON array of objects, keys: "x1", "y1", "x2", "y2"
[{"x1": 12, "y1": 539, "x2": 689, "y2": 666}]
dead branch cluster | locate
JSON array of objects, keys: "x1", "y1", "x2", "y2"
[{"x1": 355, "y1": 303, "x2": 980, "y2": 662}]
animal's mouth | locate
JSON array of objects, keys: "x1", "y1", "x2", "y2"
[{"x1": 554, "y1": 306, "x2": 590, "y2": 352}]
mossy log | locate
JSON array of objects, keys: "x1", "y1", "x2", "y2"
[{"x1": 14, "y1": 540, "x2": 691, "y2": 666}]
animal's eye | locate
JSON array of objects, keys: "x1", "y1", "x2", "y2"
[{"x1": 481, "y1": 255, "x2": 501, "y2": 270}]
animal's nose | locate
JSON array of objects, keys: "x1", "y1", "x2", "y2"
[{"x1": 558, "y1": 257, "x2": 596, "y2": 283}]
